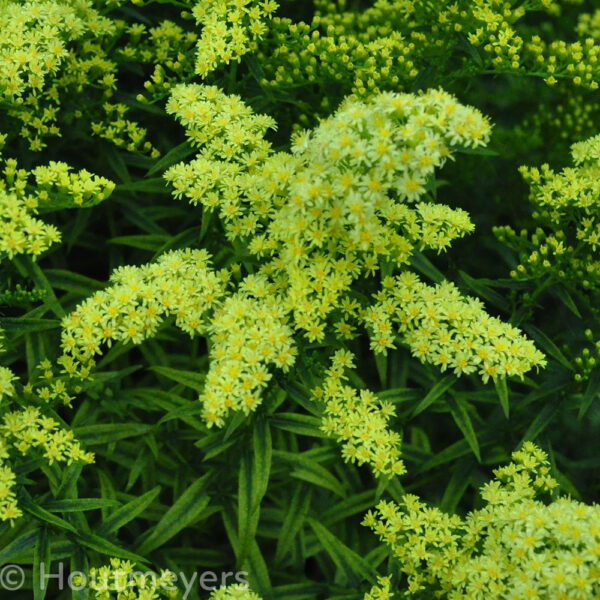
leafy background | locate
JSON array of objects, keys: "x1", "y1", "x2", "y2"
[{"x1": 1, "y1": 0, "x2": 600, "y2": 599}]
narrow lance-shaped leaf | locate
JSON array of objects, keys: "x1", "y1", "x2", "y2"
[{"x1": 137, "y1": 474, "x2": 211, "y2": 554}]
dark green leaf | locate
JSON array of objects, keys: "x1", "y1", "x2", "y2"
[
  {"x1": 137, "y1": 474, "x2": 211, "y2": 554},
  {"x1": 412, "y1": 375, "x2": 457, "y2": 417},
  {"x1": 447, "y1": 397, "x2": 481, "y2": 462}
]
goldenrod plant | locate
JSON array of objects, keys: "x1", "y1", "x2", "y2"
[{"x1": 0, "y1": 1, "x2": 599, "y2": 599}]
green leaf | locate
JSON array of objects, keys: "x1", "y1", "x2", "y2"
[
  {"x1": 409, "y1": 252, "x2": 445, "y2": 283},
  {"x1": 44, "y1": 269, "x2": 104, "y2": 295},
  {"x1": 73, "y1": 423, "x2": 153, "y2": 445},
  {"x1": 522, "y1": 399, "x2": 562, "y2": 442},
  {"x1": 376, "y1": 388, "x2": 421, "y2": 404},
  {"x1": 152, "y1": 226, "x2": 203, "y2": 258},
  {"x1": 308, "y1": 519, "x2": 377, "y2": 587},
  {"x1": 137, "y1": 474, "x2": 211, "y2": 554},
  {"x1": 269, "y1": 413, "x2": 327, "y2": 438},
  {"x1": 321, "y1": 490, "x2": 377, "y2": 525},
  {"x1": 459, "y1": 270, "x2": 509, "y2": 311},
  {"x1": 125, "y1": 447, "x2": 150, "y2": 492},
  {"x1": 462, "y1": 40, "x2": 483, "y2": 67},
  {"x1": 71, "y1": 551, "x2": 89, "y2": 600},
  {"x1": 42, "y1": 499, "x2": 120, "y2": 513},
  {"x1": 274, "y1": 484, "x2": 311, "y2": 564},
  {"x1": 238, "y1": 420, "x2": 271, "y2": 564},
  {"x1": 12, "y1": 256, "x2": 65, "y2": 318},
  {"x1": 412, "y1": 375, "x2": 457, "y2": 417},
  {"x1": 21, "y1": 498, "x2": 78, "y2": 534},
  {"x1": 105, "y1": 147, "x2": 131, "y2": 184},
  {"x1": 75, "y1": 532, "x2": 148, "y2": 563},
  {"x1": 199, "y1": 208, "x2": 213, "y2": 242},
  {"x1": 447, "y1": 397, "x2": 481, "y2": 462},
  {"x1": 244, "y1": 541, "x2": 272, "y2": 598},
  {"x1": 237, "y1": 453, "x2": 259, "y2": 566},
  {"x1": 34, "y1": 528, "x2": 51, "y2": 600},
  {"x1": 0, "y1": 529, "x2": 39, "y2": 565},
  {"x1": 552, "y1": 286, "x2": 581, "y2": 318},
  {"x1": 149, "y1": 366, "x2": 206, "y2": 392},
  {"x1": 252, "y1": 419, "x2": 272, "y2": 504},
  {"x1": 116, "y1": 177, "x2": 168, "y2": 194},
  {"x1": 440, "y1": 460, "x2": 474, "y2": 513},
  {"x1": 147, "y1": 141, "x2": 195, "y2": 176},
  {"x1": 578, "y1": 370, "x2": 600, "y2": 419},
  {"x1": 452, "y1": 145, "x2": 499, "y2": 156},
  {"x1": 108, "y1": 234, "x2": 171, "y2": 251},
  {"x1": 525, "y1": 325, "x2": 573, "y2": 371},
  {"x1": 97, "y1": 486, "x2": 161, "y2": 536},
  {"x1": 294, "y1": 464, "x2": 346, "y2": 499},
  {"x1": 494, "y1": 377, "x2": 510, "y2": 418},
  {"x1": 0, "y1": 318, "x2": 59, "y2": 338}
]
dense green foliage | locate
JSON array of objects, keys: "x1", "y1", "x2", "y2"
[{"x1": 1, "y1": 1, "x2": 600, "y2": 599}]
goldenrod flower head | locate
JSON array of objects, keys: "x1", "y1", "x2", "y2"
[
  {"x1": 0, "y1": 188, "x2": 61, "y2": 258},
  {"x1": 365, "y1": 442, "x2": 600, "y2": 599},
  {"x1": 0, "y1": 154, "x2": 114, "y2": 260},
  {"x1": 496, "y1": 132, "x2": 600, "y2": 379},
  {"x1": 210, "y1": 584, "x2": 263, "y2": 600},
  {"x1": 0, "y1": 366, "x2": 16, "y2": 402},
  {"x1": 166, "y1": 84, "x2": 491, "y2": 340},
  {"x1": 314, "y1": 350, "x2": 405, "y2": 477},
  {"x1": 0, "y1": 0, "x2": 101, "y2": 99},
  {"x1": 0, "y1": 398, "x2": 94, "y2": 523},
  {"x1": 202, "y1": 276, "x2": 296, "y2": 427},
  {"x1": 364, "y1": 576, "x2": 394, "y2": 600},
  {"x1": 0, "y1": 0, "x2": 125, "y2": 149},
  {"x1": 365, "y1": 271, "x2": 546, "y2": 382},
  {"x1": 87, "y1": 559, "x2": 178, "y2": 599},
  {"x1": 193, "y1": 0, "x2": 279, "y2": 77},
  {"x1": 60, "y1": 248, "x2": 225, "y2": 366}
]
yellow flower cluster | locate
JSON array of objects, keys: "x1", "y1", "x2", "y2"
[
  {"x1": 0, "y1": 0, "x2": 115, "y2": 99},
  {"x1": 165, "y1": 84, "x2": 276, "y2": 213},
  {"x1": 192, "y1": 0, "x2": 279, "y2": 77},
  {"x1": 3, "y1": 405, "x2": 94, "y2": 465},
  {"x1": 0, "y1": 314, "x2": 93, "y2": 524},
  {"x1": 91, "y1": 103, "x2": 160, "y2": 158},
  {"x1": 577, "y1": 7, "x2": 600, "y2": 40},
  {"x1": 0, "y1": 366, "x2": 16, "y2": 403},
  {"x1": 496, "y1": 134, "x2": 600, "y2": 285},
  {"x1": 29, "y1": 160, "x2": 116, "y2": 209},
  {"x1": 0, "y1": 188, "x2": 60, "y2": 258},
  {"x1": 167, "y1": 84, "x2": 491, "y2": 341},
  {"x1": 84, "y1": 559, "x2": 178, "y2": 600},
  {"x1": 0, "y1": 327, "x2": 20, "y2": 523},
  {"x1": 365, "y1": 272, "x2": 546, "y2": 382},
  {"x1": 0, "y1": 0, "x2": 124, "y2": 150},
  {"x1": 257, "y1": 11, "x2": 420, "y2": 102},
  {"x1": 210, "y1": 585, "x2": 263, "y2": 600},
  {"x1": 24, "y1": 358, "x2": 78, "y2": 407},
  {"x1": 495, "y1": 133, "x2": 600, "y2": 380},
  {"x1": 364, "y1": 577, "x2": 394, "y2": 600},
  {"x1": 0, "y1": 405, "x2": 94, "y2": 522},
  {"x1": 313, "y1": 350, "x2": 405, "y2": 477},
  {"x1": 253, "y1": 0, "x2": 600, "y2": 132},
  {"x1": 512, "y1": 87, "x2": 600, "y2": 165},
  {"x1": 459, "y1": 0, "x2": 600, "y2": 88},
  {"x1": 202, "y1": 276, "x2": 296, "y2": 427},
  {"x1": 365, "y1": 442, "x2": 600, "y2": 600},
  {"x1": 60, "y1": 248, "x2": 226, "y2": 370},
  {"x1": 130, "y1": 21, "x2": 198, "y2": 105},
  {"x1": 264, "y1": 89, "x2": 488, "y2": 264},
  {"x1": 0, "y1": 155, "x2": 114, "y2": 259}
]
